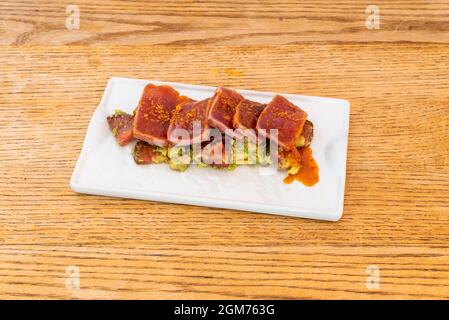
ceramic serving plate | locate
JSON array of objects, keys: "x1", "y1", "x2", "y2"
[{"x1": 70, "y1": 77, "x2": 350, "y2": 221}]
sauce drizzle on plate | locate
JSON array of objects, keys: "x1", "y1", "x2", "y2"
[{"x1": 284, "y1": 146, "x2": 319, "y2": 186}]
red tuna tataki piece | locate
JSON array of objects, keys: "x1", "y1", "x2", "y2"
[
  {"x1": 167, "y1": 98, "x2": 210, "y2": 145},
  {"x1": 134, "y1": 84, "x2": 191, "y2": 147},
  {"x1": 233, "y1": 99, "x2": 266, "y2": 140},
  {"x1": 107, "y1": 111, "x2": 134, "y2": 146},
  {"x1": 207, "y1": 87, "x2": 244, "y2": 133},
  {"x1": 256, "y1": 95, "x2": 308, "y2": 150},
  {"x1": 233, "y1": 99, "x2": 266, "y2": 131}
]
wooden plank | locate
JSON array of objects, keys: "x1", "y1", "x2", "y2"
[
  {"x1": 0, "y1": 0, "x2": 448, "y2": 45},
  {"x1": 0, "y1": 245, "x2": 448, "y2": 299}
]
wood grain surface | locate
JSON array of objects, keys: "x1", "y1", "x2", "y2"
[{"x1": 0, "y1": 0, "x2": 448, "y2": 299}]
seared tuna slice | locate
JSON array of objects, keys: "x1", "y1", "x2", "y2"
[
  {"x1": 134, "y1": 84, "x2": 191, "y2": 147},
  {"x1": 107, "y1": 110, "x2": 134, "y2": 146},
  {"x1": 256, "y1": 95, "x2": 308, "y2": 150},
  {"x1": 232, "y1": 99, "x2": 266, "y2": 141},
  {"x1": 132, "y1": 141, "x2": 168, "y2": 165},
  {"x1": 233, "y1": 99, "x2": 266, "y2": 131},
  {"x1": 167, "y1": 98, "x2": 210, "y2": 146},
  {"x1": 207, "y1": 87, "x2": 244, "y2": 133}
]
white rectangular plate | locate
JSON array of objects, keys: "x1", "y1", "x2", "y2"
[{"x1": 70, "y1": 77, "x2": 350, "y2": 221}]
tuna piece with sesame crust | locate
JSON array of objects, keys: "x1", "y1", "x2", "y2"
[
  {"x1": 256, "y1": 95, "x2": 308, "y2": 150},
  {"x1": 207, "y1": 87, "x2": 244, "y2": 134},
  {"x1": 167, "y1": 98, "x2": 210, "y2": 146},
  {"x1": 133, "y1": 84, "x2": 191, "y2": 147},
  {"x1": 107, "y1": 110, "x2": 134, "y2": 146},
  {"x1": 232, "y1": 99, "x2": 266, "y2": 140}
]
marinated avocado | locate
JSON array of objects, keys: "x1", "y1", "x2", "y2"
[
  {"x1": 132, "y1": 141, "x2": 169, "y2": 165},
  {"x1": 168, "y1": 146, "x2": 191, "y2": 172}
]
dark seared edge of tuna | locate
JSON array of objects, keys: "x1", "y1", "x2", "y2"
[{"x1": 296, "y1": 120, "x2": 314, "y2": 147}]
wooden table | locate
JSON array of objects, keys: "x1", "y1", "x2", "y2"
[{"x1": 1, "y1": 0, "x2": 448, "y2": 299}]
